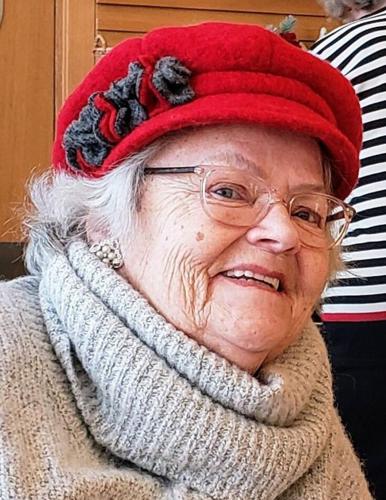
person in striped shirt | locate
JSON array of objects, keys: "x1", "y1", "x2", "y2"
[{"x1": 312, "y1": 1, "x2": 386, "y2": 498}]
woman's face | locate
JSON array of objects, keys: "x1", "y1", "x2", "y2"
[{"x1": 121, "y1": 124, "x2": 330, "y2": 373}]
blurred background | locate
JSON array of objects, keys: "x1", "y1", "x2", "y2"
[{"x1": 0, "y1": 0, "x2": 338, "y2": 277}]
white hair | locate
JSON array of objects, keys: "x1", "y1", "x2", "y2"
[
  {"x1": 319, "y1": 0, "x2": 386, "y2": 19},
  {"x1": 23, "y1": 140, "x2": 164, "y2": 275}
]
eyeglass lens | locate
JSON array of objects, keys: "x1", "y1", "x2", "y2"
[{"x1": 200, "y1": 167, "x2": 350, "y2": 248}]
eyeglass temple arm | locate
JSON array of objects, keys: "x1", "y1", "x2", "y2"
[
  {"x1": 326, "y1": 206, "x2": 356, "y2": 223},
  {"x1": 144, "y1": 167, "x2": 197, "y2": 175}
]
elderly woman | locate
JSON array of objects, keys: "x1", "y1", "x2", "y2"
[{"x1": 0, "y1": 22, "x2": 371, "y2": 499}]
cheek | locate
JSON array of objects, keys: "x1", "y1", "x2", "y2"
[
  {"x1": 123, "y1": 193, "x2": 235, "y2": 313},
  {"x1": 297, "y1": 250, "x2": 329, "y2": 303},
  {"x1": 141, "y1": 186, "x2": 237, "y2": 268}
]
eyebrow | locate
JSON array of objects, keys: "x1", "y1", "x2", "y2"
[
  {"x1": 206, "y1": 151, "x2": 259, "y2": 172},
  {"x1": 293, "y1": 183, "x2": 327, "y2": 193},
  {"x1": 205, "y1": 151, "x2": 327, "y2": 192}
]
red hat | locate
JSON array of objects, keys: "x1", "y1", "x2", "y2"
[{"x1": 53, "y1": 22, "x2": 362, "y2": 200}]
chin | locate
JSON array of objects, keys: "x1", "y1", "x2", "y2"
[
  {"x1": 204, "y1": 318, "x2": 288, "y2": 355},
  {"x1": 201, "y1": 329, "x2": 273, "y2": 373}
]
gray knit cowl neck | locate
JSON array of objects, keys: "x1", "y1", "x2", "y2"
[{"x1": 38, "y1": 241, "x2": 368, "y2": 499}]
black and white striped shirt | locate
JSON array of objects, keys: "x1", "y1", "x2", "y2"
[{"x1": 312, "y1": 7, "x2": 386, "y2": 321}]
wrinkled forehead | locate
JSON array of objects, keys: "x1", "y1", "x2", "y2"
[
  {"x1": 203, "y1": 151, "x2": 326, "y2": 193},
  {"x1": 150, "y1": 124, "x2": 326, "y2": 189}
]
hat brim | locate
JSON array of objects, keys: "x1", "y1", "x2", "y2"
[{"x1": 97, "y1": 93, "x2": 358, "y2": 200}]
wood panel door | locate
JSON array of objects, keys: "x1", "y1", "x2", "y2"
[
  {"x1": 55, "y1": 0, "x2": 96, "y2": 114},
  {"x1": 0, "y1": 0, "x2": 96, "y2": 243},
  {"x1": 0, "y1": 0, "x2": 55, "y2": 242}
]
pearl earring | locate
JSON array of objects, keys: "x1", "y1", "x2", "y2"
[{"x1": 89, "y1": 240, "x2": 123, "y2": 269}]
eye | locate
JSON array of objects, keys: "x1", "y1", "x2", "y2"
[
  {"x1": 208, "y1": 183, "x2": 250, "y2": 202},
  {"x1": 292, "y1": 206, "x2": 323, "y2": 226}
]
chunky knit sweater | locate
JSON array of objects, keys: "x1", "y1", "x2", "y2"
[{"x1": 0, "y1": 241, "x2": 371, "y2": 499}]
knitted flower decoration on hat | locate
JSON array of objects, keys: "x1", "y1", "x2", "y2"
[{"x1": 53, "y1": 22, "x2": 362, "y2": 200}]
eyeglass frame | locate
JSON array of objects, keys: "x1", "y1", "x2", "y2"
[{"x1": 143, "y1": 165, "x2": 356, "y2": 249}]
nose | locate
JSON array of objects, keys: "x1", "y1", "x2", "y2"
[{"x1": 245, "y1": 202, "x2": 301, "y2": 254}]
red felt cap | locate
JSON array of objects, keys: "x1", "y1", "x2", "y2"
[{"x1": 52, "y1": 22, "x2": 362, "y2": 200}]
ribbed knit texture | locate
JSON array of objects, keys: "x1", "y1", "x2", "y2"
[{"x1": 0, "y1": 241, "x2": 371, "y2": 499}]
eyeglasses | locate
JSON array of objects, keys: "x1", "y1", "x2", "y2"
[{"x1": 144, "y1": 165, "x2": 356, "y2": 249}]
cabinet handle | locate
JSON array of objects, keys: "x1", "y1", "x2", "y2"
[{"x1": 0, "y1": 1, "x2": 4, "y2": 28}]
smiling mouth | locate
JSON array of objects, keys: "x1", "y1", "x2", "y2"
[{"x1": 220, "y1": 269, "x2": 281, "y2": 291}]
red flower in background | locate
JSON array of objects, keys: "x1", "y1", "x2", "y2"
[
  {"x1": 267, "y1": 15, "x2": 303, "y2": 49},
  {"x1": 279, "y1": 32, "x2": 302, "y2": 48}
]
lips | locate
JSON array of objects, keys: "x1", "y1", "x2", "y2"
[
  {"x1": 218, "y1": 265, "x2": 285, "y2": 292},
  {"x1": 224, "y1": 269, "x2": 280, "y2": 290}
]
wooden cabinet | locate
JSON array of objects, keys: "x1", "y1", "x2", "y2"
[
  {"x1": 0, "y1": 0, "x2": 337, "y2": 242},
  {"x1": 0, "y1": 0, "x2": 54, "y2": 241},
  {"x1": 55, "y1": 0, "x2": 95, "y2": 115},
  {"x1": 96, "y1": 0, "x2": 337, "y2": 48}
]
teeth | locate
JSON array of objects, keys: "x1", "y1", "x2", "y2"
[
  {"x1": 264, "y1": 276, "x2": 280, "y2": 291},
  {"x1": 225, "y1": 270, "x2": 280, "y2": 290}
]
